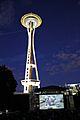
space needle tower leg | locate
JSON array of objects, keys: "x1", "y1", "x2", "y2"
[{"x1": 21, "y1": 13, "x2": 42, "y2": 93}]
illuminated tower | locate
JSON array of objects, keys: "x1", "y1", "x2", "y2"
[{"x1": 21, "y1": 13, "x2": 42, "y2": 93}]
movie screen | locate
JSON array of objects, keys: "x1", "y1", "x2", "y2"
[{"x1": 39, "y1": 94, "x2": 64, "y2": 110}]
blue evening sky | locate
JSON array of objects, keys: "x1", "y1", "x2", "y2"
[{"x1": 0, "y1": 0, "x2": 80, "y2": 91}]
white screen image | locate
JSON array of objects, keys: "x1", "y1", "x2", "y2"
[{"x1": 39, "y1": 94, "x2": 64, "y2": 110}]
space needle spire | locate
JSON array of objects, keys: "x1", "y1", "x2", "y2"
[{"x1": 21, "y1": 13, "x2": 42, "y2": 93}]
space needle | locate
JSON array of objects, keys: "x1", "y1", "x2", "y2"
[{"x1": 21, "y1": 13, "x2": 42, "y2": 93}]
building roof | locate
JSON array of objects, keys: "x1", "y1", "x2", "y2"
[{"x1": 34, "y1": 85, "x2": 66, "y2": 93}]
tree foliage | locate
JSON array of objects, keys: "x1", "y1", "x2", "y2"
[{"x1": 0, "y1": 65, "x2": 17, "y2": 94}]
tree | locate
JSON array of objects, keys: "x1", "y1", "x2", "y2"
[
  {"x1": 0, "y1": 65, "x2": 17, "y2": 109},
  {"x1": 0, "y1": 65, "x2": 17, "y2": 94}
]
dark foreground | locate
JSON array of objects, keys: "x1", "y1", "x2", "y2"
[{"x1": 0, "y1": 109, "x2": 80, "y2": 120}]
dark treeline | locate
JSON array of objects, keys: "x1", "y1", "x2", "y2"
[{"x1": 0, "y1": 65, "x2": 17, "y2": 110}]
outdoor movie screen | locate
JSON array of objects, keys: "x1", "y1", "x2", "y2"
[{"x1": 39, "y1": 94, "x2": 64, "y2": 110}]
